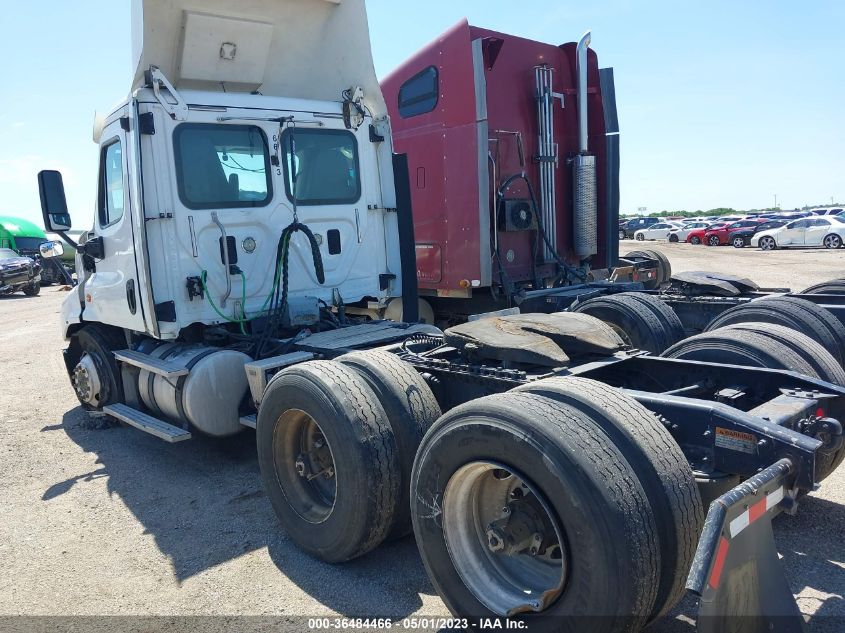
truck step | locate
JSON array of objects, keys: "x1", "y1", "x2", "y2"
[
  {"x1": 239, "y1": 414, "x2": 257, "y2": 429},
  {"x1": 113, "y1": 349, "x2": 189, "y2": 378},
  {"x1": 103, "y1": 403, "x2": 192, "y2": 443}
]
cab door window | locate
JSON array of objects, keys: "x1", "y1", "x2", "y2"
[{"x1": 99, "y1": 140, "x2": 125, "y2": 227}]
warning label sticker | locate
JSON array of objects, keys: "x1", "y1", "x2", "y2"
[{"x1": 715, "y1": 427, "x2": 757, "y2": 454}]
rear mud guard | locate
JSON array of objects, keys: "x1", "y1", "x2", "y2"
[{"x1": 687, "y1": 458, "x2": 807, "y2": 633}]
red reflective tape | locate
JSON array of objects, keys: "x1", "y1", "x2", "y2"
[
  {"x1": 748, "y1": 496, "x2": 768, "y2": 524},
  {"x1": 708, "y1": 537, "x2": 730, "y2": 590}
]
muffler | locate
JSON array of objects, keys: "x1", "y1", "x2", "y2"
[{"x1": 573, "y1": 31, "x2": 598, "y2": 258}]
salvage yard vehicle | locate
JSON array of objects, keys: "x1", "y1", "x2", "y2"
[
  {"x1": 618, "y1": 217, "x2": 660, "y2": 239},
  {"x1": 729, "y1": 219, "x2": 786, "y2": 248},
  {"x1": 632, "y1": 221, "x2": 683, "y2": 241},
  {"x1": 667, "y1": 220, "x2": 708, "y2": 242},
  {"x1": 36, "y1": 1, "x2": 845, "y2": 631},
  {"x1": 686, "y1": 222, "x2": 725, "y2": 245},
  {"x1": 0, "y1": 215, "x2": 70, "y2": 285},
  {"x1": 703, "y1": 218, "x2": 765, "y2": 246},
  {"x1": 0, "y1": 247, "x2": 41, "y2": 296},
  {"x1": 752, "y1": 215, "x2": 845, "y2": 250}
]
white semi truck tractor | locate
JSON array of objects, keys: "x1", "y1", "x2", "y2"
[{"x1": 37, "y1": 2, "x2": 845, "y2": 631}]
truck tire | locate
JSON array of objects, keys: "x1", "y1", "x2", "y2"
[
  {"x1": 336, "y1": 350, "x2": 441, "y2": 539},
  {"x1": 715, "y1": 323, "x2": 845, "y2": 386},
  {"x1": 22, "y1": 282, "x2": 41, "y2": 296},
  {"x1": 704, "y1": 296, "x2": 845, "y2": 368},
  {"x1": 572, "y1": 292, "x2": 683, "y2": 354},
  {"x1": 514, "y1": 377, "x2": 703, "y2": 619},
  {"x1": 801, "y1": 278, "x2": 845, "y2": 295},
  {"x1": 256, "y1": 360, "x2": 400, "y2": 562},
  {"x1": 624, "y1": 249, "x2": 672, "y2": 286},
  {"x1": 68, "y1": 325, "x2": 125, "y2": 410},
  {"x1": 662, "y1": 330, "x2": 825, "y2": 381},
  {"x1": 411, "y1": 391, "x2": 660, "y2": 628}
]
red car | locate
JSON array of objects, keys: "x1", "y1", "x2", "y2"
[
  {"x1": 686, "y1": 223, "x2": 726, "y2": 244},
  {"x1": 704, "y1": 219, "x2": 767, "y2": 246}
]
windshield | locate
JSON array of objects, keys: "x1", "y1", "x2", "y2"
[{"x1": 0, "y1": 248, "x2": 21, "y2": 260}]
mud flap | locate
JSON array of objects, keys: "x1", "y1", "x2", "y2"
[{"x1": 686, "y1": 458, "x2": 807, "y2": 633}]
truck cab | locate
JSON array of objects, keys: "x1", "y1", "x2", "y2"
[{"x1": 37, "y1": 0, "x2": 415, "y2": 436}]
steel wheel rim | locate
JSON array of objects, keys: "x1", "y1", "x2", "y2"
[
  {"x1": 442, "y1": 461, "x2": 567, "y2": 616},
  {"x1": 273, "y1": 408, "x2": 337, "y2": 523}
]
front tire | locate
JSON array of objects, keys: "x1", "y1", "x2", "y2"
[
  {"x1": 707, "y1": 235, "x2": 720, "y2": 246},
  {"x1": 668, "y1": 234, "x2": 679, "y2": 243},
  {"x1": 690, "y1": 236, "x2": 701, "y2": 245},
  {"x1": 22, "y1": 282, "x2": 40, "y2": 296},
  {"x1": 257, "y1": 360, "x2": 400, "y2": 562},
  {"x1": 732, "y1": 236, "x2": 745, "y2": 248},
  {"x1": 412, "y1": 391, "x2": 660, "y2": 629},
  {"x1": 636, "y1": 233, "x2": 645, "y2": 241},
  {"x1": 618, "y1": 229, "x2": 626, "y2": 240}
]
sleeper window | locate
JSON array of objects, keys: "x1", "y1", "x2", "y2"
[{"x1": 174, "y1": 124, "x2": 272, "y2": 209}]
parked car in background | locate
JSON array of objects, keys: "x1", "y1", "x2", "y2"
[
  {"x1": 752, "y1": 216, "x2": 845, "y2": 250},
  {"x1": 0, "y1": 248, "x2": 42, "y2": 296},
  {"x1": 810, "y1": 207, "x2": 844, "y2": 216},
  {"x1": 0, "y1": 216, "x2": 72, "y2": 285},
  {"x1": 703, "y1": 218, "x2": 766, "y2": 246},
  {"x1": 729, "y1": 219, "x2": 788, "y2": 247},
  {"x1": 619, "y1": 216, "x2": 660, "y2": 239},
  {"x1": 686, "y1": 222, "x2": 726, "y2": 244},
  {"x1": 667, "y1": 221, "x2": 709, "y2": 242},
  {"x1": 633, "y1": 221, "x2": 684, "y2": 241}
]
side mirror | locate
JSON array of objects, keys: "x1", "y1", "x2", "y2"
[
  {"x1": 39, "y1": 241, "x2": 65, "y2": 259},
  {"x1": 37, "y1": 170, "x2": 72, "y2": 232}
]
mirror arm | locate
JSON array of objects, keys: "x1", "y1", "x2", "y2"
[{"x1": 56, "y1": 231, "x2": 78, "y2": 249}]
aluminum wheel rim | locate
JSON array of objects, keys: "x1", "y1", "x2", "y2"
[
  {"x1": 761, "y1": 237, "x2": 774, "y2": 250},
  {"x1": 825, "y1": 235, "x2": 840, "y2": 248},
  {"x1": 733, "y1": 237, "x2": 744, "y2": 248},
  {"x1": 442, "y1": 461, "x2": 567, "y2": 616},
  {"x1": 273, "y1": 408, "x2": 337, "y2": 523},
  {"x1": 709, "y1": 236, "x2": 719, "y2": 246}
]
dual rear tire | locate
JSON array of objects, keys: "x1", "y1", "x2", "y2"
[
  {"x1": 411, "y1": 378, "x2": 703, "y2": 628},
  {"x1": 256, "y1": 352, "x2": 441, "y2": 562}
]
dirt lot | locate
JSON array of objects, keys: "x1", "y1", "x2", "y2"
[
  {"x1": 1, "y1": 245, "x2": 843, "y2": 631},
  {"x1": 620, "y1": 239, "x2": 845, "y2": 289}
]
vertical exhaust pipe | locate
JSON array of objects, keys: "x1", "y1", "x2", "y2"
[
  {"x1": 576, "y1": 31, "x2": 591, "y2": 154},
  {"x1": 573, "y1": 30, "x2": 598, "y2": 258}
]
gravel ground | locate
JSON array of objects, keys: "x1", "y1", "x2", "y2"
[
  {"x1": 620, "y1": 238, "x2": 845, "y2": 289},
  {"x1": 0, "y1": 245, "x2": 843, "y2": 631}
]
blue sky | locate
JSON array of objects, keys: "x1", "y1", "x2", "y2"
[{"x1": 1, "y1": 1, "x2": 842, "y2": 230}]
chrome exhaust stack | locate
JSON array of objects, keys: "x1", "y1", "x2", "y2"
[{"x1": 573, "y1": 31, "x2": 598, "y2": 258}]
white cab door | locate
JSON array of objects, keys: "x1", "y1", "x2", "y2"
[{"x1": 82, "y1": 117, "x2": 148, "y2": 332}]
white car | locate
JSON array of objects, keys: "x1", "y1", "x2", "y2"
[
  {"x1": 633, "y1": 221, "x2": 684, "y2": 241},
  {"x1": 752, "y1": 216, "x2": 845, "y2": 250},
  {"x1": 810, "y1": 207, "x2": 844, "y2": 216},
  {"x1": 667, "y1": 221, "x2": 710, "y2": 242}
]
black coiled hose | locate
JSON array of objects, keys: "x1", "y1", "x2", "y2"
[{"x1": 254, "y1": 221, "x2": 325, "y2": 358}]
